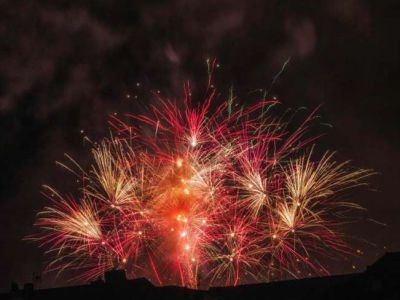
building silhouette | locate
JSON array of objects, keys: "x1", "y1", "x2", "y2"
[{"x1": 2, "y1": 252, "x2": 399, "y2": 300}]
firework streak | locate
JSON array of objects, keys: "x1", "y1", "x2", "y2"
[{"x1": 30, "y1": 78, "x2": 372, "y2": 289}]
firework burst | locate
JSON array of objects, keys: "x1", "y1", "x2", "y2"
[{"x1": 29, "y1": 69, "x2": 373, "y2": 288}]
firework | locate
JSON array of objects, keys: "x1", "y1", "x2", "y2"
[{"x1": 29, "y1": 71, "x2": 373, "y2": 288}]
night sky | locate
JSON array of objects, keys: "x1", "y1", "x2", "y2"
[{"x1": 1, "y1": 0, "x2": 400, "y2": 291}]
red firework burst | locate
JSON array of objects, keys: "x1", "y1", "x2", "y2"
[{"x1": 28, "y1": 63, "x2": 373, "y2": 288}]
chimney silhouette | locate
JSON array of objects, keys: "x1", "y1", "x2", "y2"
[{"x1": 104, "y1": 269, "x2": 127, "y2": 285}]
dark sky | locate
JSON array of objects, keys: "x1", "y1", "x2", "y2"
[{"x1": 1, "y1": 0, "x2": 399, "y2": 292}]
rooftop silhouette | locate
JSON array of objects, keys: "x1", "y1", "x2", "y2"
[{"x1": 2, "y1": 252, "x2": 400, "y2": 299}]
